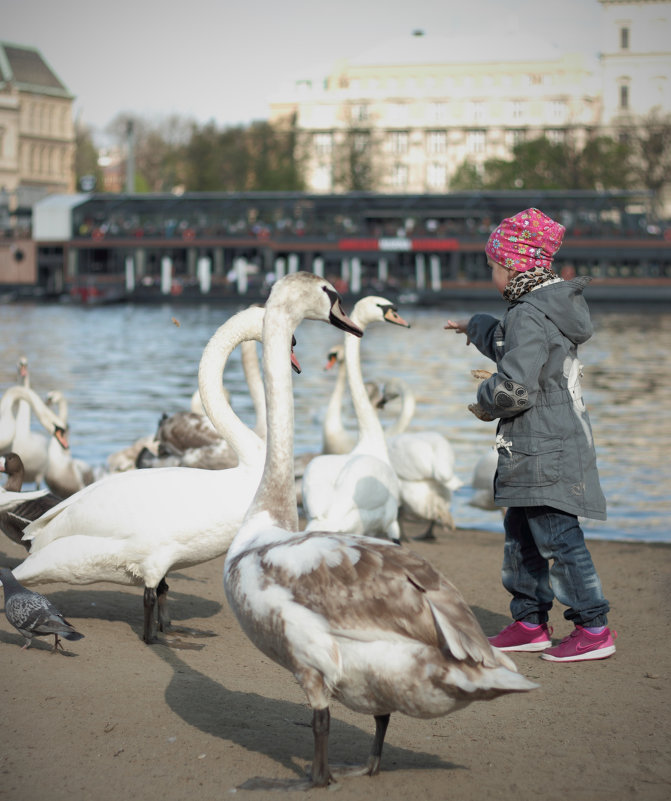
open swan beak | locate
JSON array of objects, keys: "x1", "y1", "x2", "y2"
[{"x1": 324, "y1": 288, "x2": 364, "y2": 338}]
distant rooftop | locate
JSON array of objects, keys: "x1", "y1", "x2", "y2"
[{"x1": 0, "y1": 42, "x2": 73, "y2": 98}]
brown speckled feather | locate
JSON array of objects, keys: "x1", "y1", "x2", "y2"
[
  {"x1": 235, "y1": 533, "x2": 505, "y2": 670},
  {"x1": 157, "y1": 411, "x2": 222, "y2": 454}
]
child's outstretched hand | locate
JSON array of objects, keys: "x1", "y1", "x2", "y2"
[{"x1": 445, "y1": 318, "x2": 471, "y2": 345}]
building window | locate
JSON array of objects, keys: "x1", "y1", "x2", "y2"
[
  {"x1": 468, "y1": 101, "x2": 485, "y2": 123},
  {"x1": 389, "y1": 131, "x2": 408, "y2": 155},
  {"x1": 0, "y1": 126, "x2": 5, "y2": 157},
  {"x1": 619, "y1": 84, "x2": 630, "y2": 110},
  {"x1": 314, "y1": 132, "x2": 332, "y2": 157},
  {"x1": 391, "y1": 164, "x2": 408, "y2": 189},
  {"x1": 550, "y1": 100, "x2": 567, "y2": 122},
  {"x1": 427, "y1": 130, "x2": 446, "y2": 155},
  {"x1": 428, "y1": 102, "x2": 447, "y2": 124},
  {"x1": 620, "y1": 26, "x2": 630, "y2": 50},
  {"x1": 546, "y1": 129, "x2": 565, "y2": 144},
  {"x1": 427, "y1": 162, "x2": 446, "y2": 190},
  {"x1": 351, "y1": 103, "x2": 369, "y2": 123},
  {"x1": 511, "y1": 100, "x2": 524, "y2": 120},
  {"x1": 466, "y1": 130, "x2": 486, "y2": 154},
  {"x1": 505, "y1": 128, "x2": 526, "y2": 148}
]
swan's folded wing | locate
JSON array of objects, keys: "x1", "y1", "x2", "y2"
[{"x1": 254, "y1": 533, "x2": 500, "y2": 668}]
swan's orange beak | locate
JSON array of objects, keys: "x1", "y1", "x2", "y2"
[
  {"x1": 382, "y1": 306, "x2": 411, "y2": 328},
  {"x1": 290, "y1": 335, "x2": 301, "y2": 374},
  {"x1": 324, "y1": 353, "x2": 338, "y2": 371},
  {"x1": 54, "y1": 426, "x2": 69, "y2": 450}
]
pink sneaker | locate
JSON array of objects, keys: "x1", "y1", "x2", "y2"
[
  {"x1": 541, "y1": 626, "x2": 617, "y2": 662},
  {"x1": 488, "y1": 621, "x2": 553, "y2": 652}
]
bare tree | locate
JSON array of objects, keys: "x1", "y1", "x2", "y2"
[{"x1": 624, "y1": 110, "x2": 671, "y2": 217}]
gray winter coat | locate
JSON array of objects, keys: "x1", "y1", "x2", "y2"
[{"x1": 467, "y1": 277, "x2": 607, "y2": 520}]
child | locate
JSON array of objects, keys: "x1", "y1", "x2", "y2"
[{"x1": 446, "y1": 208, "x2": 616, "y2": 662}]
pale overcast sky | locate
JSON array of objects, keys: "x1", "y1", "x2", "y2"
[{"x1": 3, "y1": 0, "x2": 603, "y2": 138}]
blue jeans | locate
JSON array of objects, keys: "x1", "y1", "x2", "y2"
[{"x1": 502, "y1": 506, "x2": 609, "y2": 627}]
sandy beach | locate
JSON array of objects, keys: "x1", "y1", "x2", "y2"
[{"x1": 0, "y1": 522, "x2": 669, "y2": 801}]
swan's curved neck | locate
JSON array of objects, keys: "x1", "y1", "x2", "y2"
[
  {"x1": 387, "y1": 381, "x2": 415, "y2": 436},
  {"x1": 244, "y1": 307, "x2": 298, "y2": 531},
  {"x1": 241, "y1": 339, "x2": 267, "y2": 440},
  {"x1": 322, "y1": 355, "x2": 349, "y2": 451},
  {"x1": 344, "y1": 320, "x2": 386, "y2": 451},
  {"x1": 198, "y1": 308, "x2": 265, "y2": 467},
  {"x1": 0, "y1": 387, "x2": 65, "y2": 448},
  {"x1": 48, "y1": 391, "x2": 69, "y2": 423}
]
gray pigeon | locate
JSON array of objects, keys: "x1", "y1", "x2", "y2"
[{"x1": 0, "y1": 568, "x2": 84, "y2": 651}]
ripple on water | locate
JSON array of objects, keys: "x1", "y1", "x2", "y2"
[{"x1": 1, "y1": 302, "x2": 669, "y2": 543}]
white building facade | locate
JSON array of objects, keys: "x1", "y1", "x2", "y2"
[
  {"x1": 0, "y1": 42, "x2": 75, "y2": 223},
  {"x1": 270, "y1": 1, "x2": 670, "y2": 196},
  {"x1": 599, "y1": 0, "x2": 671, "y2": 125}
]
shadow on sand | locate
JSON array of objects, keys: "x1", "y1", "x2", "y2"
[{"x1": 152, "y1": 644, "x2": 465, "y2": 785}]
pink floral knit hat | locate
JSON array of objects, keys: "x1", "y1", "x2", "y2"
[{"x1": 485, "y1": 208, "x2": 565, "y2": 272}]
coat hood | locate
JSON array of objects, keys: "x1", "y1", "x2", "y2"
[{"x1": 515, "y1": 277, "x2": 593, "y2": 345}]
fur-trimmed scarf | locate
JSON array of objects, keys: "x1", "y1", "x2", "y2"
[{"x1": 503, "y1": 265, "x2": 561, "y2": 302}]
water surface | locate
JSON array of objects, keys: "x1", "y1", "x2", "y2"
[{"x1": 1, "y1": 297, "x2": 669, "y2": 544}]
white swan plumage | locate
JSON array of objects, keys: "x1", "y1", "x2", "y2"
[
  {"x1": 469, "y1": 446, "x2": 505, "y2": 515},
  {"x1": 301, "y1": 296, "x2": 409, "y2": 542},
  {"x1": 140, "y1": 338, "x2": 267, "y2": 471},
  {"x1": 321, "y1": 344, "x2": 384, "y2": 455},
  {"x1": 292, "y1": 345, "x2": 381, "y2": 508},
  {"x1": 12, "y1": 305, "x2": 270, "y2": 644},
  {"x1": 379, "y1": 378, "x2": 463, "y2": 540},
  {"x1": 223, "y1": 271, "x2": 538, "y2": 789},
  {"x1": 0, "y1": 386, "x2": 69, "y2": 486},
  {"x1": 44, "y1": 390, "x2": 96, "y2": 498}
]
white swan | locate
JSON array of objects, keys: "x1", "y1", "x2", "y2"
[
  {"x1": 378, "y1": 378, "x2": 463, "y2": 540},
  {"x1": 292, "y1": 346, "x2": 380, "y2": 508},
  {"x1": 0, "y1": 386, "x2": 69, "y2": 486},
  {"x1": 376, "y1": 375, "x2": 414, "y2": 436},
  {"x1": 0, "y1": 452, "x2": 61, "y2": 549},
  {"x1": 301, "y1": 296, "x2": 409, "y2": 541},
  {"x1": 14, "y1": 356, "x2": 32, "y2": 445},
  {"x1": 44, "y1": 390, "x2": 96, "y2": 498},
  {"x1": 10, "y1": 356, "x2": 50, "y2": 487},
  {"x1": 140, "y1": 339, "x2": 267, "y2": 471},
  {"x1": 321, "y1": 344, "x2": 384, "y2": 455},
  {"x1": 224, "y1": 271, "x2": 538, "y2": 790},
  {"x1": 12, "y1": 305, "x2": 272, "y2": 645}
]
